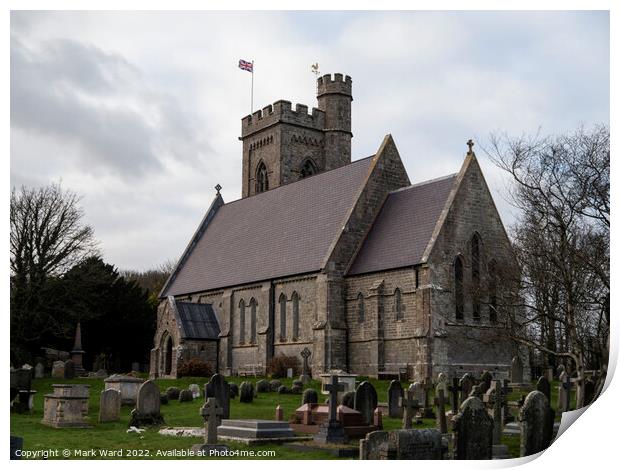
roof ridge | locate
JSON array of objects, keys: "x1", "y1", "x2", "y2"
[
  {"x1": 389, "y1": 172, "x2": 458, "y2": 194},
  {"x1": 221, "y1": 154, "x2": 376, "y2": 207}
]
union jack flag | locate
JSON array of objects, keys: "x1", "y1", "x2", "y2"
[{"x1": 238, "y1": 59, "x2": 253, "y2": 72}]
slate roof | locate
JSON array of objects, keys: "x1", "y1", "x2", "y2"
[
  {"x1": 175, "y1": 301, "x2": 220, "y2": 340},
  {"x1": 162, "y1": 156, "x2": 375, "y2": 296},
  {"x1": 347, "y1": 174, "x2": 457, "y2": 276}
]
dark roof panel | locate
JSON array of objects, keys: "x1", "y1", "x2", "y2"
[
  {"x1": 163, "y1": 156, "x2": 374, "y2": 296},
  {"x1": 175, "y1": 302, "x2": 220, "y2": 340},
  {"x1": 347, "y1": 174, "x2": 457, "y2": 276}
]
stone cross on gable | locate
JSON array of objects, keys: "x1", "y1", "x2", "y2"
[
  {"x1": 324, "y1": 375, "x2": 345, "y2": 424},
  {"x1": 467, "y1": 139, "x2": 474, "y2": 153},
  {"x1": 200, "y1": 397, "x2": 223, "y2": 445},
  {"x1": 400, "y1": 389, "x2": 421, "y2": 429},
  {"x1": 434, "y1": 387, "x2": 448, "y2": 434},
  {"x1": 448, "y1": 377, "x2": 462, "y2": 414}
]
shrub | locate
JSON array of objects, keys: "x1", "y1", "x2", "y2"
[
  {"x1": 177, "y1": 358, "x2": 213, "y2": 378},
  {"x1": 267, "y1": 353, "x2": 300, "y2": 378}
]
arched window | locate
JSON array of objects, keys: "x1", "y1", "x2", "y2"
[
  {"x1": 394, "y1": 288, "x2": 404, "y2": 320},
  {"x1": 357, "y1": 293, "x2": 365, "y2": 323},
  {"x1": 279, "y1": 293, "x2": 287, "y2": 341},
  {"x1": 292, "y1": 292, "x2": 300, "y2": 340},
  {"x1": 249, "y1": 298, "x2": 257, "y2": 343},
  {"x1": 239, "y1": 299, "x2": 246, "y2": 344},
  {"x1": 256, "y1": 161, "x2": 269, "y2": 193},
  {"x1": 455, "y1": 257, "x2": 464, "y2": 320},
  {"x1": 300, "y1": 159, "x2": 318, "y2": 179},
  {"x1": 488, "y1": 259, "x2": 498, "y2": 323},
  {"x1": 471, "y1": 233, "x2": 481, "y2": 320}
]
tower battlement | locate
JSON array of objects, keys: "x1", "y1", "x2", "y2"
[
  {"x1": 241, "y1": 100, "x2": 325, "y2": 138},
  {"x1": 317, "y1": 73, "x2": 352, "y2": 98}
]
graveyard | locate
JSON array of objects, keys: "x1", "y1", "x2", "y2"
[{"x1": 10, "y1": 369, "x2": 580, "y2": 460}]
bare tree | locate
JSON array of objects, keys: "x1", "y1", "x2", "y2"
[
  {"x1": 484, "y1": 125, "x2": 609, "y2": 408},
  {"x1": 10, "y1": 183, "x2": 98, "y2": 354}
]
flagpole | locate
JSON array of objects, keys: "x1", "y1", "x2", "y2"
[{"x1": 251, "y1": 60, "x2": 254, "y2": 115}]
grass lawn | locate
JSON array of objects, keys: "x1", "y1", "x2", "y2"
[{"x1": 11, "y1": 375, "x2": 565, "y2": 460}]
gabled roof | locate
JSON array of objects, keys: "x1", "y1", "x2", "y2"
[
  {"x1": 162, "y1": 156, "x2": 375, "y2": 296},
  {"x1": 347, "y1": 173, "x2": 458, "y2": 276},
  {"x1": 174, "y1": 300, "x2": 221, "y2": 340}
]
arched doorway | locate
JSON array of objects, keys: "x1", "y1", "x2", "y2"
[{"x1": 162, "y1": 334, "x2": 173, "y2": 376}]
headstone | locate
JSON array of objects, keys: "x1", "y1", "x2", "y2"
[
  {"x1": 292, "y1": 379, "x2": 303, "y2": 388},
  {"x1": 469, "y1": 384, "x2": 484, "y2": 399},
  {"x1": 286, "y1": 368, "x2": 293, "y2": 378},
  {"x1": 34, "y1": 363, "x2": 45, "y2": 379},
  {"x1": 519, "y1": 391, "x2": 554, "y2": 457},
  {"x1": 373, "y1": 408, "x2": 382, "y2": 428},
  {"x1": 436, "y1": 373, "x2": 449, "y2": 394},
  {"x1": 64, "y1": 359, "x2": 75, "y2": 379},
  {"x1": 479, "y1": 371, "x2": 493, "y2": 394},
  {"x1": 302, "y1": 388, "x2": 318, "y2": 405},
  {"x1": 131, "y1": 362, "x2": 140, "y2": 372},
  {"x1": 556, "y1": 364, "x2": 565, "y2": 379},
  {"x1": 459, "y1": 374, "x2": 474, "y2": 405},
  {"x1": 299, "y1": 347, "x2": 312, "y2": 383},
  {"x1": 99, "y1": 389, "x2": 121, "y2": 423},
  {"x1": 191, "y1": 397, "x2": 230, "y2": 455},
  {"x1": 453, "y1": 396, "x2": 493, "y2": 459},
  {"x1": 360, "y1": 429, "x2": 443, "y2": 460},
  {"x1": 421, "y1": 378, "x2": 435, "y2": 418},
  {"x1": 10, "y1": 436, "x2": 23, "y2": 460},
  {"x1": 291, "y1": 384, "x2": 303, "y2": 394},
  {"x1": 51, "y1": 361, "x2": 65, "y2": 378},
  {"x1": 256, "y1": 379, "x2": 270, "y2": 393},
  {"x1": 583, "y1": 379, "x2": 595, "y2": 406},
  {"x1": 501, "y1": 379, "x2": 514, "y2": 423},
  {"x1": 400, "y1": 388, "x2": 421, "y2": 429},
  {"x1": 229, "y1": 383, "x2": 239, "y2": 398},
  {"x1": 205, "y1": 374, "x2": 230, "y2": 418},
  {"x1": 179, "y1": 389, "x2": 193, "y2": 402},
  {"x1": 160, "y1": 394, "x2": 168, "y2": 405},
  {"x1": 387, "y1": 380, "x2": 403, "y2": 418},
  {"x1": 511, "y1": 355, "x2": 524, "y2": 383},
  {"x1": 189, "y1": 384, "x2": 200, "y2": 399},
  {"x1": 342, "y1": 391, "x2": 355, "y2": 408},
  {"x1": 557, "y1": 372, "x2": 571, "y2": 412},
  {"x1": 448, "y1": 377, "x2": 462, "y2": 414},
  {"x1": 42, "y1": 384, "x2": 91, "y2": 428},
  {"x1": 410, "y1": 381, "x2": 424, "y2": 404},
  {"x1": 275, "y1": 405, "x2": 284, "y2": 421},
  {"x1": 166, "y1": 387, "x2": 181, "y2": 400},
  {"x1": 434, "y1": 387, "x2": 448, "y2": 434},
  {"x1": 483, "y1": 380, "x2": 510, "y2": 459},
  {"x1": 535, "y1": 376, "x2": 551, "y2": 403},
  {"x1": 270, "y1": 379, "x2": 282, "y2": 392},
  {"x1": 104, "y1": 374, "x2": 144, "y2": 405},
  {"x1": 217, "y1": 419, "x2": 296, "y2": 444},
  {"x1": 545, "y1": 366, "x2": 554, "y2": 382},
  {"x1": 277, "y1": 385, "x2": 289, "y2": 394},
  {"x1": 314, "y1": 375, "x2": 346, "y2": 444},
  {"x1": 239, "y1": 381, "x2": 254, "y2": 403},
  {"x1": 354, "y1": 381, "x2": 378, "y2": 426},
  {"x1": 128, "y1": 380, "x2": 164, "y2": 427}
]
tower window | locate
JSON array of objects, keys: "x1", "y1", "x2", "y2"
[
  {"x1": 249, "y1": 298, "x2": 257, "y2": 344},
  {"x1": 239, "y1": 299, "x2": 246, "y2": 344},
  {"x1": 357, "y1": 293, "x2": 365, "y2": 323},
  {"x1": 300, "y1": 158, "x2": 318, "y2": 179},
  {"x1": 292, "y1": 291, "x2": 300, "y2": 340},
  {"x1": 279, "y1": 293, "x2": 287, "y2": 341},
  {"x1": 394, "y1": 288, "x2": 404, "y2": 320},
  {"x1": 256, "y1": 161, "x2": 269, "y2": 193},
  {"x1": 455, "y1": 257, "x2": 464, "y2": 320},
  {"x1": 489, "y1": 259, "x2": 498, "y2": 323},
  {"x1": 471, "y1": 233, "x2": 481, "y2": 320}
]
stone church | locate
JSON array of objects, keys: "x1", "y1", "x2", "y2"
[{"x1": 150, "y1": 73, "x2": 526, "y2": 381}]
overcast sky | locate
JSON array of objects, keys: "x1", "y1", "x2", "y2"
[{"x1": 10, "y1": 10, "x2": 609, "y2": 271}]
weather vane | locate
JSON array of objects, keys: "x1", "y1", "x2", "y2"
[{"x1": 311, "y1": 63, "x2": 320, "y2": 77}]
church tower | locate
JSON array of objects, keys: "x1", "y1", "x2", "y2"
[{"x1": 240, "y1": 73, "x2": 352, "y2": 198}]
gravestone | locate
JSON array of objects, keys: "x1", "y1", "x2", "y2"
[
  {"x1": 239, "y1": 381, "x2": 254, "y2": 403},
  {"x1": 287, "y1": 368, "x2": 294, "y2": 378},
  {"x1": 191, "y1": 397, "x2": 229, "y2": 455},
  {"x1": 129, "y1": 380, "x2": 164, "y2": 427},
  {"x1": 483, "y1": 380, "x2": 509, "y2": 459},
  {"x1": 448, "y1": 377, "x2": 462, "y2": 414},
  {"x1": 205, "y1": 374, "x2": 230, "y2": 419},
  {"x1": 479, "y1": 371, "x2": 493, "y2": 394},
  {"x1": 277, "y1": 385, "x2": 289, "y2": 394},
  {"x1": 387, "y1": 380, "x2": 403, "y2": 418},
  {"x1": 360, "y1": 429, "x2": 443, "y2": 460},
  {"x1": 10, "y1": 436, "x2": 23, "y2": 460},
  {"x1": 302, "y1": 388, "x2": 318, "y2": 405},
  {"x1": 314, "y1": 375, "x2": 346, "y2": 444},
  {"x1": 104, "y1": 374, "x2": 144, "y2": 405},
  {"x1": 421, "y1": 378, "x2": 435, "y2": 418},
  {"x1": 217, "y1": 419, "x2": 296, "y2": 444},
  {"x1": 583, "y1": 379, "x2": 595, "y2": 406},
  {"x1": 501, "y1": 379, "x2": 514, "y2": 423},
  {"x1": 64, "y1": 359, "x2": 75, "y2": 379},
  {"x1": 42, "y1": 384, "x2": 91, "y2": 428},
  {"x1": 179, "y1": 389, "x2": 193, "y2": 402},
  {"x1": 342, "y1": 391, "x2": 355, "y2": 408},
  {"x1": 453, "y1": 396, "x2": 493, "y2": 459},
  {"x1": 400, "y1": 388, "x2": 421, "y2": 429},
  {"x1": 410, "y1": 381, "x2": 424, "y2": 404},
  {"x1": 256, "y1": 379, "x2": 270, "y2": 393},
  {"x1": 229, "y1": 383, "x2": 239, "y2": 398},
  {"x1": 270, "y1": 380, "x2": 282, "y2": 392},
  {"x1": 354, "y1": 381, "x2": 378, "y2": 425},
  {"x1": 556, "y1": 364, "x2": 565, "y2": 379},
  {"x1": 291, "y1": 383, "x2": 303, "y2": 394},
  {"x1": 99, "y1": 389, "x2": 121, "y2": 423},
  {"x1": 434, "y1": 387, "x2": 448, "y2": 434},
  {"x1": 436, "y1": 373, "x2": 449, "y2": 394},
  {"x1": 557, "y1": 372, "x2": 571, "y2": 412},
  {"x1": 459, "y1": 374, "x2": 474, "y2": 405},
  {"x1": 51, "y1": 361, "x2": 65, "y2": 378},
  {"x1": 34, "y1": 363, "x2": 45, "y2": 379},
  {"x1": 511, "y1": 355, "x2": 524, "y2": 384},
  {"x1": 160, "y1": 394, "x2": 168, "y2": 405},
  {"x1": 189, "y1": 384, "x2": 200, "y2": 399},
  {"x1": 166, "y1": 387, "x2": 181, "y2": 400},
  {"x1": 535, "y1": 376, "x2": 551, "y2": 403},
  {"x1": 300, "y1": 347, "x2": 312, "y2": 383},
  {"x1": 469, "y1": 384, "x2": 484, "y2": 399},
  {"x1": 519, "y1": 391, "x2": 554, "y2": 457}
]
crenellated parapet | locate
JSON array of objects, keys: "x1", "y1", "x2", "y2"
[
  {"x1": 241, "y1": 100, "x2": 325, "y2": 138},
  {"x1": 317, "y1": 73, "x2": 353, "y2": 99}
]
